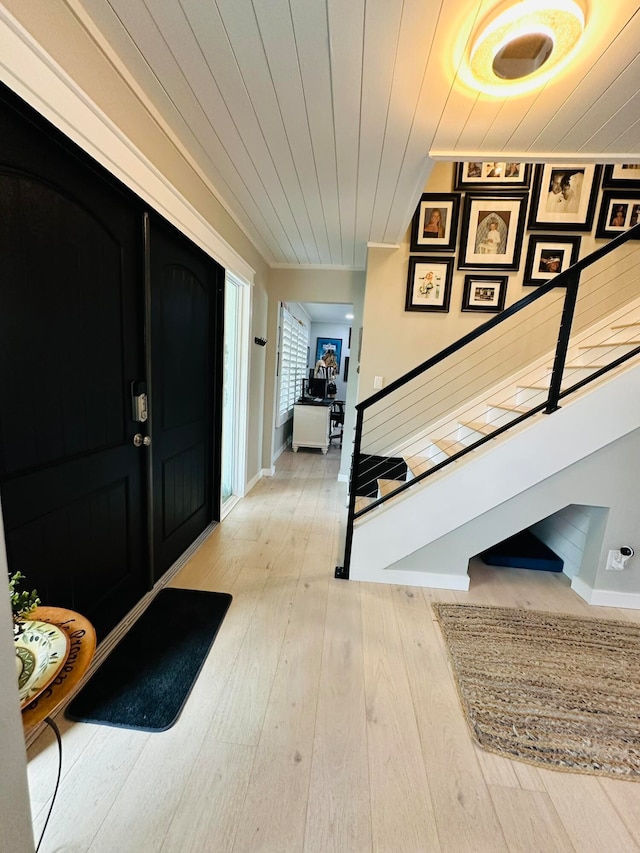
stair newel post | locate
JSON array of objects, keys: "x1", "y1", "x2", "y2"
[
  {"x1": 545, "y1": 269, "x2": 580, "y2": 414},
  {"x1": 335, "y1": 404, "x2": 365, "y2": 579}
]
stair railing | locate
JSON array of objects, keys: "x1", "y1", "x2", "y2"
[{"x1": 336, "y1": 223, "x2": 640, "y2": 579}]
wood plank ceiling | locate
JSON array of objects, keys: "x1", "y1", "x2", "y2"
[{"x1": 74, "y1": 0, "x2": 640, "y2": 270}]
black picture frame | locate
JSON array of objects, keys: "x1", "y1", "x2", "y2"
[
  {"x1": 595, "y1": 191, "x2": 640, "y2": 240},
  {"x1": 527, "y1": 164, "x2": 602, "y2": 231},
  {"x1": 461, "y1": 275, "x2": 508, "y2": 313},
  {"x1": 602, "y1": 164, "x2": 640, "y2": 189},
  {"x1": 410, "y1": 193, "x2": 460, "y2": 253},
  {"x1": 405, "y1": 256, "x2": 454, "y2": 312},
  {"x1": 458, "y1": 193, "x2": 528, "y2": 271},
  {"x1": 454, "y1": 161, "x2": 531, "y2": 191},
  {"x1": 523, "y1": 235, "x2": 581, "y2": 287},
  {"x1": 343, "y1": 356, "x2": 350, "y2": 382}
]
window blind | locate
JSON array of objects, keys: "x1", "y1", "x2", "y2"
[{"x1": 277, "y1": 306, "x2": 309, "y2": 426}]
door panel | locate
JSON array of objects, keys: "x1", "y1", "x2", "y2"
[
  {"x1": 0, "y1": 89, "x2": 148, "y2": 639},
  {"x1": 149, "y1": 216, "x2": 223, "y2": 580}
]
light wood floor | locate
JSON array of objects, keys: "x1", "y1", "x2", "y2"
[{"x1": 27, "y1": 447, "x2": 640, "y2": 852}]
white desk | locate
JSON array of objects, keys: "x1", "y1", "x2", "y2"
[{"x1": 292, "y1": 403, "x2": 331, "y2": 453}]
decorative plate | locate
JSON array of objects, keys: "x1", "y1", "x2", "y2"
[{"x1": 15, "y1": 620, "x2": 70, "y2": 709}]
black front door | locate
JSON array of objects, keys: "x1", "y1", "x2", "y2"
[
  {"x1": 0, "y1": 95, "x2": 148, "y2": 638},
  {"x1": 148, "y1": 215, "x2": 224, "y2": 581}
]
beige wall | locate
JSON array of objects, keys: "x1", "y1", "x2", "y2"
[{"x1": 359, "y1": 160, "x2": 633, "y2": 401}]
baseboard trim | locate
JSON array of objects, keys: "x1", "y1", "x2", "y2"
[
  {"x1": 246, "y1": 470, "x2": 263, "y2": 491},
  {"x1": 260, "y1": 466, "x2": 275, "y2": 478},
  {"x1": 338, "y1": 472, "x2": 349, "y2": 483},
  {"x1": 349, "y1": 566, "x2": 470, "y2": 591},
  {"x1": 571, "y1": 576, "x2": 640, "y2": 610}
]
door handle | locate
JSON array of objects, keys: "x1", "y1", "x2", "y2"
[{"x1": 133, "y1": 434, "x2": 151, "y2": 447}]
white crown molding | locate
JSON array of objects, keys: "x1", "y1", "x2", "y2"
[
  {"x1": 0, "y1": 7, "x2": 257, "y2": 283},
  {"x1": 270, "y1": 262, "x2": 365, "y2": 271},
  {"x1": 430, "y1": 151, "x2": 640, "y2": 165},
  {"x1": 366, "y1": 242, "x2": 400, "y2": 250}
]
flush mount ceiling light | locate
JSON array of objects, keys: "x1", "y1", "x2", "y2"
[{"x1": 468, "y1": 0, "x2": 585, "y2": 95}]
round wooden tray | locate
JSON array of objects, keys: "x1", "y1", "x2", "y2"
[{"x1": 21, "y1": 607, "x2": 96, "y2": 733}]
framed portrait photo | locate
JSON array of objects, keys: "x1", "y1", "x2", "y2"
[
  {"x1": 458, "y1": 194, "x2": 528, "y2": 271},
  {"x1": 602, "y1": 164, "x2": 640, "y2": 189},
  {"x1": 461, "y1": 275, "x2": 508, "y2": 313},
  {"x1": 410, "y1": 193, "x2": 460, "y2": 252},
  {"x1": 454, "y1": 161, "x2": 531, "y2": 191},
  {"x1": 595, "y1": 191, "x2": 640, "y2": 240},
  {"x1": 405, "y1": 257, "x2": 454, "y2": 312},
  {"x1": 528, "y1": 163, "x2": 602, "y2": 231},
  {"x1": 523, "y1": 235, "x2": 581, "y2": 287}
]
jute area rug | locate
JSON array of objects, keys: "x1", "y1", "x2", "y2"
[{"x1": 433, "y1": 603, "x2": 640, "y2": 780}]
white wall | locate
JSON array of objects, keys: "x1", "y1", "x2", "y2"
[{"x1": 530, "y1": 505, "x2": 607, "y2": 580}]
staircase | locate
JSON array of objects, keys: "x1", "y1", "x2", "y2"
[
  {"x1": 362, "y1": 300, "x2": 640, "y2": 508},
  {"x1": 339, "y1": 225, "x2": 640, "y2": 589}
]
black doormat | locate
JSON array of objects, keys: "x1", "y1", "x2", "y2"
[{"x1": 66, "y1": 587, "x2": 232, "y2": 732}]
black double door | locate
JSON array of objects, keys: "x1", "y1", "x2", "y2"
[{"x1": 0, "y1": 86, "x2": 223, "y2": 638}]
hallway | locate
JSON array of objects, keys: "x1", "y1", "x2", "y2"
[{"x1": 27, "y1": 447, "x2": 640, "y2": 852}]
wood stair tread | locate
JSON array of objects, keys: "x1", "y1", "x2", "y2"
[
  {"x1": 487, "y1": 402, "x2": 529, "y2": 413},
  {"x1": 432, "y1": 438, "x2": 467, "y2": 456},
  {"x1": 611, "y1": 322, "x2": 640, "y2": 329},
  {"x1": 403, "y1": 454, "x2": 433, "y2": 477},
  {"x1": 378, "y1": 478, "x2": 404, "y2": 497},
  {"x1": 354, "y1": 495, "x2": 376, "y2": 513},
  {"x1": 579, "y1": 341, "x2": 640, "y2": 348},
  {"x1": 461, "y1": 420, "x2": 495, "y2": 435}
]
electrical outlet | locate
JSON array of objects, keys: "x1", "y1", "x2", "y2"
[
  {"x1": 373, "y1": 375, "x2": 383, "y2": 390},
  {"x1": 606, "y1": 549, "x2": 627, "y2": 570},
  {"x1": 606, "y1": 550, "x2": 622, "y2": 570}
]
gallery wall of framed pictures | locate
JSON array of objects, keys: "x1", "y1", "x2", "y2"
[{"x1": 404, "y1": 158, "x2": 640, "y2": 317}]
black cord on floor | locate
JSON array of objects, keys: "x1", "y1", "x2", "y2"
[{"x1": 35, "y1": 716, "x2": 62, "y2": 853}]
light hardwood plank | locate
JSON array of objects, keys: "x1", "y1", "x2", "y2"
[
  {"x1": 206, "y1": 574, "x2": 298, "y2": 746},
  {"x1": 230, "y1": 552, "x2": 329, "y2": 852},
  {"x1": 539, "y1": 768, "x2": 640, "y2": 852},
  {"x1": 304, "y1": 575, "x2": 372, "y2": 853},
  {"x1": 395, "y1": 585, "x2": 508, "y2": 852},
  {"x1": 489, "y1": 787, "x2": 575, "y2": 853},
  {"x1": 34, "y1": 726, "x2": 149, "y2": 852},
  {"x1": 159, "y1": 741, "x2": 255, "y2": 853},
  {"x1": 360, "y1": 582, "x2": 441, "y2": 852}
]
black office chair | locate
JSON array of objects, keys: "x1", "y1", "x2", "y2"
[{"x1": 329, "y1": 401, "x2": 345, "y2": 446}]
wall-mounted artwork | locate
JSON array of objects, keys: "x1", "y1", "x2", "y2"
[
  {"x1": 595, "y1": 191, "x2": 640, "y2": 240},
  {"x1": 405, "y1": 257, "x2": 454, "y2": 312},
  {"x1": 602, "y1": 164, "x2": 640, "y2": 189},
  {"x1": 454, "y1": 162, "x2": 531, "y2": 191},
  {"x1": 528, "y1": 164, "x2": 602, "y2": 231},
  {"x1": 523, "y1": 235, "x2": 581, "y2": 287},
  {"x1": 410, "y1": 193, "x2": 460, "y2": 253},
  {"x1": 461, "y1": 275, "x2": 508, "y2": 313},
  {"x1": 458, "y1": 194, "x2": 528, "y2": 271},
  {"x1": 315, "y1": 337, "x2": 342, "y2": 372}
]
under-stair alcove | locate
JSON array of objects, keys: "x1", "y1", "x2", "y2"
[
  {"x1": 479, "y1": 529, "x2": 564, "y2": 573},
  {"x1": 472, "y1": 503, "x2": 612, "y2": 591}
]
